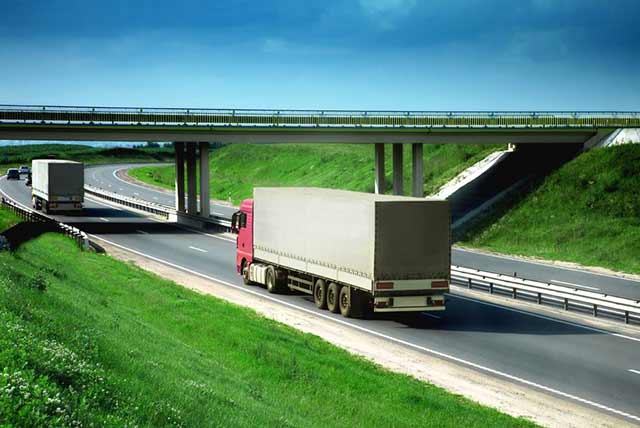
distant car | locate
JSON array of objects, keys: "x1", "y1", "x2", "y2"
[
  {"x1": 6, "y1": 168, "x2": 20, "y2": 180},
  {"x1": 18, "y1": 166, "x2": 31, "y2": 174}
]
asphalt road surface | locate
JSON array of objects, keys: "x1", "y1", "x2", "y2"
[
  {"x1": 1, "y1": 173, "x2": 639, "y2": 423},
  {"x1": 86, "y1": 163, "x2": 640, "y2": 301}
]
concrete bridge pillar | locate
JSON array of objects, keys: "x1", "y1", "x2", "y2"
[
  {"x1": 374, "y1": 143, "x2": 385, "y2": 194},
  {"x1": 412, "y1": 143, "x2": 423, "y2": 197},
  {"x1": 186, "y1": 143, "x2": 198, "y2": 215},
  {"x1": 392, "y1": 144, "x2": 403, "y2": 195},
  {"x1": 174, "y1": 142, "x2": 185, "y2": 212},
  {"x1": 199, "y1": 142, "x2": 210, "y2": 218}
]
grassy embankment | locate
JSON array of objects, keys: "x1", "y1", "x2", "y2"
[
  {"x1": 0, "y1": 204, "x2": 20, "y2": 231},
  {"x1": 130, "y1": 143, "x2": 502, "y2": 204},
  {"x1": 0, "y1": 225, "x2": 534, "y2": 426},
  {"x1": 460, "y1": 144, "x2": 640, "y2": 274},
  {"x1": 0, "y1": 144, "x2": 173, "y2": 172}
]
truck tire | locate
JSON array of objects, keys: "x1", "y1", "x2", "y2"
[
  {"x1": 313, "y1": 279, "x2": 327, "y2": 309},
  {"x1": 266, "y1": 266, "x2": 287, "y2": 294},
  {"x1": 266, "y1": 267, "x2": 278, "y2": 293},
  {"x1": 327, "y1": 282, "x2": 341, "y2": 313},
  {"x1": 339, "y1": 286, "x2": 352, "y2": 318},
  {"x1": 241, "y1": 260, "x2": 253, "y2": 285}
]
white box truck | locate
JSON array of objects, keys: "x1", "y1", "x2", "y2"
[
  {"x1": 31, "y1": 160, "x2": 84, "y2": 213},
  {"x1": 233, "y1": 188, "x2": 450, "y2": 318}
]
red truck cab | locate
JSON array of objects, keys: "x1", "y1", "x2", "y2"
[{"x1": 232, "y1": 199, "x2": 254, "y2": 278}]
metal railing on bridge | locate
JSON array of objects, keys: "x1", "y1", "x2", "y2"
[{"x1": 1, "y1": 104, "x2": 639, "y2": 129}]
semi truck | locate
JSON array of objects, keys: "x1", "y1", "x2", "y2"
[
  {"x1": 31, "y1": 160, "x2": 84, "y2": 213},
  {"x1": 233, "y1": 187, "x2": 451, "y2": 318}
]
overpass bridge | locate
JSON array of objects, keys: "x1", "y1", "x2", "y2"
[{"x1": 1, "y1": 104, "x2": 638, "y2": 225}]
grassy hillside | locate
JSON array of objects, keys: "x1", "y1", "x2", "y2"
[
  {"x1": 130, "y1": 143, "x2": 501, "y2": 204},
  {"x1": 0, "y1": 144, "x2": 173, "y2": 172},
  {"x1": 0, "y1": 229, "x2": 533, "y2": 427},
  {"x1": 0, "y1": 205, "x2": 20, "y2": 231},
  {"x1": 460, "y1": 144, "x2": 640, "y2": 274}
]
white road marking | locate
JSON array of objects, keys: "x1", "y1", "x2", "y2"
[
  {"x1": 450, "y1": 293, "x2": 640, "y2": 343},
  {"x1": 99, "y1": 217, "x2": 110, "y2": 222},
  {"x1": 629, "y1": 369, "x2": 640, "y2": 376},
  {"x1": 80, "y1": 235, "x2": 640, "y2": 424},
  {"x1": 119, "y1": 188, "x2": 124, "y2": 191},
  {"x1": 153, "y1": 197, "x2": 158, "y2": 200},
  {"x1": 134, "y1": 192, "x2": 139, "y2": 196},
  {"x1": 421, "y1": 312, "x2": 441, "y2": 319},
  {"x1": 137, "y1": 230, "x2": 149, "y2": 235},
  {"x1": 188, "y1": 246, "x2": 208, "y2": 253},
  {"x1": 85, "y1": 195, "x2": 122, "y2": 211},
  {"x1": 212, "y1": 211, "x2": 225, "y2": 216},
  {"x1": 454, "y1": 247, "x2": 640, "y2": 285},
  {"x1": 551, "y1": 279, "x2": 600, "y2": 291}
]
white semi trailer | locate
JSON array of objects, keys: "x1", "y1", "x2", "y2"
[
  {"x1": 31, "y1": 160, "x2": 84, "y2": 213},
  {"x1": 234, "y1": 188, "x2": 451, "y2": 318}
]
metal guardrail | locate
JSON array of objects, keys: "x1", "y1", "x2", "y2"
[
  {"x1": 1, "y1": 196, "x2": 90, "y2": 250},
  {"x1": 85, "y1": 185, "x2": 171, "y2": 218},
  {"x1": 84, "y1": 185, "x2": 232, "y2": 231},
  {"x1": 1, "y1": 104, "x2": 640, "y2": 129},
  {"x1": 451, "y1": 265, "x2": 640, "y2": 325},
  {"x1": 81, "y1": 186, "x2": 640, "y2": 326}
]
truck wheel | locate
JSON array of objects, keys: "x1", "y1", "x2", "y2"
[
  {"x1": 265, "y1": 266, "x2": 286, "y2": 294},
  {"x1": 339, "y1": 286, "x2": 353, "y2": 317},
  {"x1": 241, "y1": 260, "x2": 253, "y2": 285},
  {"x1": 313, "y1": 279, "x2": 327, "y2": 309},
  {"x1": 327, "y1": 282, "x2": 341, "y2": 313}
]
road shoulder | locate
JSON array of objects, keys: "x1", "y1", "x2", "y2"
[{"x1": 99, "y1": 240, "x2": 635, "y2": 428}]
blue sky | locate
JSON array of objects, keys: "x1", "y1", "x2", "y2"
[{"x1": 0, "y1": 0, "x2": 638, "y2": 111}]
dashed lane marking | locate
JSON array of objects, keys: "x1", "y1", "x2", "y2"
[{"x1": 188, "y1": 246, "x2": 208, "y2": 253}]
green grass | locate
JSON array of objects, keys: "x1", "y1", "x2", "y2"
[
  {"x1": 130, "y1": 143, "x2": 502, "y2": 204},
  {"x1": 460, "y1": 144, "x2": 640, "y2": 274},
  {"x1": 0, "y1": 229, "x2": 534, "y2": 427},
  {"x1": 1, "y1": 143, "x2": 173, "y2": 172},
  {"x1": 0, "y1": 205, "x2": 20, "y2": 231}
]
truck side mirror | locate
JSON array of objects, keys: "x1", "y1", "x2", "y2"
[{"x1": 231, "y1": 212, "x2": 239, "y2": 233}]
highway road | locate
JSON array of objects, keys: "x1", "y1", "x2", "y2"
[
  {"x1": 2, "y1": 173, "x2": 640, "y2": 423},
  {"x1": 86, "y1": 163, "x2": 640, "y2": 301}
]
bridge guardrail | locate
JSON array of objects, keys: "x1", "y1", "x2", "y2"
[
  {"x1": 451, "y1": 265, "x2": 640, "y2": 325},
  {"x1": 84, "y1": 185, "x2": 232, "y2": 231},
  {"x1": 1, "y1": 196, "x2": 90, "y2": 250},
  {"x1": 1, "y1": 104, "x2": 640, "y2": 128}
]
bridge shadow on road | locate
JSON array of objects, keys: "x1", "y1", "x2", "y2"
[
  {"x1": 374, "y1": 296, "x2": 599, "y2": 336},
  {"x1": 59, "y1": 220, "x2": 231, "y2": 240}
]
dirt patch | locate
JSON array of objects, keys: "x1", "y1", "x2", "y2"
[{"x1": 95, "y1": 239, "x2": 636, "y2": 428}]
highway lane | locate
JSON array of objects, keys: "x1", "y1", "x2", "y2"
[
  {"x1": 85, "y1": 163, "x2": 237, "y2": 218},
  {"x1": 2, "y1": 175, "x2": 640, "y2": 422},
  {"x1": 86, "y1": 163, "x2": 640, "y2": 301}
]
